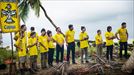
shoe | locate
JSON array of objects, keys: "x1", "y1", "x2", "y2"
[
  {"x1": 72, "y1": 62, "x2": 77, "y2": 64},
  {"x1": 29, "y1": 68, "x2": 36, "y2": 74},
  {"x1": 34, "y1": 69, "x2": 39, "y2": 72},
  {"x1": 81, "y1": 61, "x2": 84, "y2": 64},
  {"x1": 86, "y1": 61, "x2": 89, "y2": 63}
]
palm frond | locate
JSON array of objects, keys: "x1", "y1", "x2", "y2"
[
  {"x1": 29, "y1": 0, "x2": 40, "y2": 17},
  {"x1": 19, "y1": 1, "x2": 30, "y2": 22}
]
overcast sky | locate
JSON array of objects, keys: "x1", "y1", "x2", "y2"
[{"x1": 1, "y1": 0, "x2": 134, "y2": 47}]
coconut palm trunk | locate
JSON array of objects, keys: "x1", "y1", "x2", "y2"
[{"x1": 39, "y1": 4, "x2": 57, "y2": 29}]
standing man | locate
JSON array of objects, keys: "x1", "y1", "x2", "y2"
[
  {"x1": 115, "y1": 22, "x2": 128, "y2": 59},
  {"x1": 39, "y1": 28, "x2": 48, "y2": 69},
  {"x1": 105, "y1": 26, "x2": 115, "y2": 61},
  {"x1": 28, "y1": 27, "x2": 38, "y2": 38},
  {"x1": 14, "y1": 24, "x2": 27, "y2": 41},
  {"x1": 79, "y1": 26, "x2": 89, "y2": 63},
  {"x1": 14, "y1": 30, "x2": 27, "y2": 74},
  {"x1": 95, "y1": 30, "x2": 103, "y2": 61},
  {"x1": 65, "y1": 24, "x2": 76, "y2": 64},
  {"x1": 53, "y1": 27, "x2": 64, "y2": 64},
  {"x1": 27, "y1": 32, "x2": 38, "y2": 72}
]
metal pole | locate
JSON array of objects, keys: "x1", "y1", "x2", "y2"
[{"x1": 10, "y1": 32, "x2": 14, "y2": 59}]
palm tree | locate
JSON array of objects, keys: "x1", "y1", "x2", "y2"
[{"x1": 18, "y1": 0, "x2": 57, "y2": 28}]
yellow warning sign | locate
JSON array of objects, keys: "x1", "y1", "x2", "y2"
[{"x1": 0, "y1": 2, "x2": 20, "y2": 33}]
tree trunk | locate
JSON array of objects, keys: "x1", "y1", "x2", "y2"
[
  {"x1": 39, "y1": 4, "x2": 65, "y2": 37},
  {"x1": 39, "y1": 4, "x2": 57, "y2": 29}
]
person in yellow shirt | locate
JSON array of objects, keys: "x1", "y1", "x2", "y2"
[
  {"x1": 28, "y1": 27, "x2": 38, "y2": 38},
  {"x1": 53, "y1": 27, "x2": 64, "y2": 63},
  {"x1": 79, "y1": 26, "x2": 89, "y2": 63},
  {"x1": 105, "y1": 26, "x2": 115, "y2": 60},
  {"x1": 14, "y1": 31, "x2": 27, "y2": 73},
  {"x1": 95, "y1": 30, "x2": 103, "y2": 61},
  {"x1": 14, "y1": 25, "x2": 27, "y2": 42},
  {"x1": 65, "y1": 24, "x2": 76, "y2": 64},
  {"x1": 115, "y1": 22, "x2": 128, "y2": 59},
  {"x1": 47, "y1": 30, "x2": 55, "y2": 66},
  {"x1": 27, "y1": 32, "x2": 38, "y2": 72},
  {"x1": 39, "y1": 28, "x2": 48, "y2": 69}
]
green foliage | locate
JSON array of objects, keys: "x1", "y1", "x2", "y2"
[
  {"x1": 18, "y1": 0, "x2": 30, "y2": 22},
  {"x1": 0, "y1": 48, "x2": 16, "y2": 64},
  {"x1": 18, "y1": 0, "x2": 40, "y2": 22}
]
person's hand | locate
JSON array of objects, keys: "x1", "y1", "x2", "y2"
[
  {"x1": 59, "y1": 44, "x2": 63, "y2": 48},
  {"x1": 66, "y1": 43, "x2": 68, "y2": 47},
  {"x1": 20, "y1": 48, "x2": 23, "y2": 51}
]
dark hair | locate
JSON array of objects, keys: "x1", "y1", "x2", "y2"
[
  {"x1": 47, "y1": 30, "x2": 52, "y2": 37},
  {"x1": 21, "y1": 25, "x2": 25, "y2": 29},
  {"x1": 107, "y1": 26, "x2": 112, "y2": 32},
  {"x1": 30, "y1": 27, "x2": 35, "y2": 31},
  {"x1": 68, "y1": 24, "x2": 73, "y2": 29},
  {"x1": 97, "y1": 30, "x2": 101, "y2": 33},
  {"x1": 121, "y1": 22, "x2": 126, "y2": 26},
  {"x1": 56, "y1": 27, "x2": 60, "y2": 31},
  {"x1": 81, "y1": 26, "x2": 85, "y2": 30},
  {"x1": 41, "y1": 28, "x2": 45, "y2": 32},
  {"x1": 30, "y1": 32, "x2": 36, "y2": 37}
]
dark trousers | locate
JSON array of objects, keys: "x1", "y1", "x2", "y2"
[
  {"x1": 67, "y1": 42, "x2": 75, "y2": 63},
  {"x1": 119, "y1": 42, "x2": 128, "y2": 58},
  {"x1": 41, "y1": 52, "x2": 48, "y2": 68},
  {"x1": 30, "y1": 55, "x2": 37, "y2": 70},
  {"x1": 48, "y1": 48, "x2": 54, "y2": 65},
  {"x1": 106, "y1": 45, "x2": 113, "y2": 60},
  {"x1": 56, "y1": 44, "x2": 64, "y2": 63}
]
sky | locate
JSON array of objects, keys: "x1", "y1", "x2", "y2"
[{"x1": 1, "y1": 0, "x2": 134, "y2": 48}]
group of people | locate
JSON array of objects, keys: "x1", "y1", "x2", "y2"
[{"x1": 14, "y1": 22, "x2": 128, "y2": 74}]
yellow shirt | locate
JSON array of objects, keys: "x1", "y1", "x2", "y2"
[
  {"x1": 39, "y1": 35, "x2": 48, "y2": 53},
  {"x1": 28, "y1": 37, "x2": 38, "y2": 56},
  {"x1": 15, "y1": 37, "x2": 26, "y2": 57},
  {"x1": 79, "y1": 32, "x2": 89, "y2": 48},
  {"x1": 117, "y1": 28, "x2": 128, "y2": 42},
  {"x1": 28, "y1": 32, "x2": 38, "y2": 38},
  {"x1": 65, "y1": 30, "x2": 75, "y2": 43},
  {"x1": 105, "y1": 32, "x2": 114, "y2": 46},
  {"x1": 95, "y1": 34, "x2": 103, "y2": 45},
  {"x1": 53, "y1": 33, "x2": 64, "y2": 45},
  {"x1": 48, "y1": 36, "x2": 55, "y2": 48},
  {"x1": 15, "y1": 32, "x2": 27, "y2": 42}
]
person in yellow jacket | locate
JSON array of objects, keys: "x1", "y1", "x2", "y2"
[
  {"x1": 115, "y1": 22, "x2": 129, "y2": 59},
  {"x1": 14, "y1": 31, "x2": 27, "y2": 73},
  {"x1": 53, "y1": 27, "x2": 64, "y2": 64},
  {"x1": 47, "y1": 30, "x2": 55, "y2": 66},
  {"x1": 95, "y1": 30, "x2": 103, "y2": 60},
  {"x1": 79, "y1": 26, "x2": 89, "y2": 63},
  {"x1": 27, "y1": 32, "x2": 38, "y2": 72},
  {"x1": 105, "y1": 26, "x2": 116, "y2": 60},
  {"x1": 39, "y1": 28, "x2": 48, "y2": 69}
]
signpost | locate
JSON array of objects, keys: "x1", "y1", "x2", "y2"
[{"x1": 0, "y1": 0, "x2": 19, "y2": 74}]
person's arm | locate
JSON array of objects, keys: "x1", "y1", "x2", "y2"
[
  {"x1": 39, "y1": 42, "x2": 47, "y2": 50},
  {"x1": 65, "y1": 35, "x2": 68, "y2": 46},
  {"x1": 80, "y1": 34, "x2": 85, "y2": 41},
  {"x1": 27, "y1": 39, "x2": 37, "y2": 48},
  {"x1": 14, "y1": 44, "x2": 23, "y2": 51},
  {"x1": 14, "y1": 39, "x2": 23, "y2": 51},
  {"x1": 115, "y1": 32, "x2": 120, "y2": 40},
  {"x1": 126, "y1": 30, "x2": 129, "y2": 40},
  {"x1": 115, "y1": 29, "x2": 120, "y2": 40}
]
